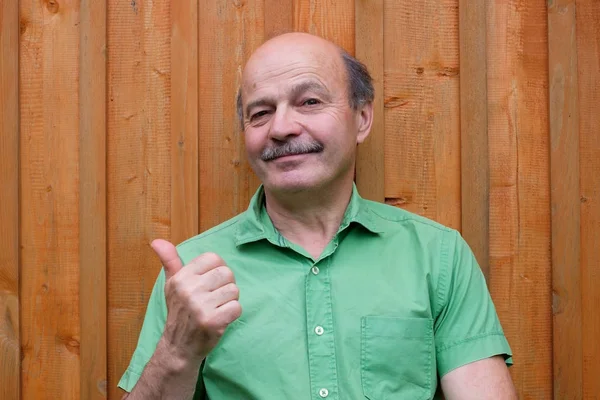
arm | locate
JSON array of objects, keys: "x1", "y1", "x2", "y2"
[
  {"x1": 441, "y1": 356, "x2": 517, "y2": 400},
  {"x1": 124, "y1": 337, "x2": 202, "y2": 399},
  {"x1": 433, "y1": 231, "x2": 513, "y2": 396},
  {"x1": 123, "y1": 239, "x2": 241, "y2": 399}
]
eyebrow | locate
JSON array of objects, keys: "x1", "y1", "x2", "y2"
[{"x1": 244, "y1": 80, "x2": 332, "y2": 117}]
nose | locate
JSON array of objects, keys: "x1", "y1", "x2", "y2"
[{"x1": 268, "y1": 105, "x2": 301, "y2": 141}]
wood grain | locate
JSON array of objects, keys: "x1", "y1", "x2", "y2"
[
  {"x1": 293, "y1": 0, "x2": 355, "y2": 53},
  {"x1": 383, "y1": 0, "x2": 461, "y2": 229},
  {"x1": 355, "y1": 0, "x2": 385, "y2": 203},
  {"x1": 198, "y1": 0, "x2": 264, "y2": 232},
  {"x1": 459, "y1": 0, "x2": 489, "y2": 276},
  {"x1": 172, "y1": 0, "x2": 198, "y2": 244},
  {"x1": 264, "y1": 0, "x2": 293, "y2": 39},
  {"x1": 487, "y1": 0, "x2": 553, "y2": 397},
  {"x1": 0, "y1": 1, "x2": 20, "y2": 399},
  {"x1": 79, "y1": 0, "x2": 107, "y2": 398},
  {"x1": 548, "y1": 0, "x2": 582, "y2": 398},
  {"x1": 576, "y1": 0, "x2": 600, "y2": 396},
  {"x1": 107, "y1": 0, "x2": 171, "y2": 398},
  {"x1": 19, "y1": 0, "x2": 81, "y2": 398}
]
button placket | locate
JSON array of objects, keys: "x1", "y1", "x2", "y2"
[{"x1": 305, "y1": 259, "x2": 339, "y2": 399}]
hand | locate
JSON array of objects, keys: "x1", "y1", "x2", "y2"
[{"x1": 151, "y1": 239, "x2": 242, "y2": 361}]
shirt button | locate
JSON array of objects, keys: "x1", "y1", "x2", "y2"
[
  {"x1": 319, "y1": 388, "x2": 329, "y2": 398},
  {"x1": 311, "y1": 266, "x2": 320, "y2": 275},
  {"x1": 315, "y1": 326, "x2": 324, "y2": 335}
]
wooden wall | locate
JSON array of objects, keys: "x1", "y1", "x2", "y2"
[{"x1": 0, "y1": 0, "x2": 598, "y2": 398}]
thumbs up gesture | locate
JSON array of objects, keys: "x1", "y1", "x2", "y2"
[{"x1": 151, "y1": 239, "x2": 242, "y2": 361}]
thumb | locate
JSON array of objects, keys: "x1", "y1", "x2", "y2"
[{"x1": 151, "y1": 239, "x2": 183, "y2": 279}]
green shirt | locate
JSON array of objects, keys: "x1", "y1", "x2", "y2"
[{"x1": 119, "y1": 185, "x2": 512, "y2": 400}]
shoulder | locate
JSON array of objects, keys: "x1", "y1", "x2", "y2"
[
  {"x1": 362, "y1": 198, "x2": 455, "y2": 237},
  {"x1": 175, "y1": 212, "x2": 247, "y2": 263}
]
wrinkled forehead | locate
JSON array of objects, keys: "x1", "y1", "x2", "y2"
[{"x1": 241, "y1": 42, "x2": 346, "y2": 100}]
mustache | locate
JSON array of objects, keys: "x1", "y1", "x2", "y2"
[{"x1": 260, "y1": 140, "x2": 324, "y2": 162}]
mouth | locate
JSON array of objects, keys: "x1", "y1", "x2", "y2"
[{"x1": 270, "y1": 152, "x2": 314, "y2": 161}]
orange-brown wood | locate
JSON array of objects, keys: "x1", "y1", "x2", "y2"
[
  {"x1": 548, "y1": 0, "x2": 582, "y2": 398},
  {"x1": 487, "y1": 0, "x2": 553, "y2": 397},
  {"x1": 172, "y1": 0, "x2": 199, "y2": 244},
  {"x1": 576, "y1": 0, "x2": 600, "y2": 396},
  {"x1": 355, "y1": 0, "x2": 385, "y2": 203},
  {"x1": 293, "y1": 0, "x2": 355, "y2": 53},
  {"x1": 106, "y1": 0, "x2": 171, "y2": 398},
  {"x1": 0, "y1": 1, "x2": 20, "y2": 399},
  {"x1": 198, "y1": 0, "x2": 264, "y2": 232},
  {"x1": 3, "y1": 1, "x2": 600, "y2": 398},
  {"x1": 459, "y1": 0, "x2": 489, "y2": 276},
  {"x1": 79, "y1": 0, "x2": 108, "y2": 398},
  {"x1": 383, "y1": 0, "x2": 461, "y2": 230},
  {"x1": 264, "y1": 0, "x2": 293, "y2": 39},
  {"x1": 19, "y1": 1, "x2": 81, "y2": 398}
]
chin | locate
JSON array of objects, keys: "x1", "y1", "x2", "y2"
[{"x1": 264, "y1": 173, "x2": 325, "y2": 194}]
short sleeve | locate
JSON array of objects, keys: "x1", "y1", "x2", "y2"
[
  {"x1": 117, "y1": 269, "x2": 168, "y2": 392},
  {"x1": 434, "y1": 230, "x2": 513, "y2": 377}
]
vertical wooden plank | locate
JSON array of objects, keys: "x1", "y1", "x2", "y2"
[
  {"x1": 293, "y1": 0, "x2": 355, "y2": 53},
  {"x1": 0, "y1": 1, "x2": 20, "y2": 399},
  {"x1": 172, "y1": 0, "x2": 198, "y2": 244},
  {"x1": 548, "y1": 0, "x2": 582, "y2": 398},
  {"x1": 383, "y1": 0, "x2": 461, "y2": 230},
  {"x1": 107, "y1": 1, "x2": 171, "y2": 398},
  {"x1": 198, "y1": 0, "x2": 264, "y2": 232},
  {"x1": 487, "y1": 0, "x2": 552, "y2": 397},
  {"x1": 19, "y1": 0, "x2": 81, "y2": 398},
  {"x1": 264, "y1": 0, "x2": 293, "y2": 39},
  {"x1": 355, "y1": 0, "x2": 385, "y2": 203},
  {"x1": 576, "y1": 0, "x2": 600, "y2": 396},
  {"x1": 80, "y1": 0, "x2": 107, "y2": 398},
  {"x1": 459, "y1": 0, "x2": 489, "y2": 276}
]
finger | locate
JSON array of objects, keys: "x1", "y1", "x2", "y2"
[
  {"x1": 202, "y1": 283, "x2": 240, "y2": 309},
  {"x1": 151, "y1": 239, "x2": 183, "y2": 279},
  {"x1": 185, "y1": 252, "x2": 228, "y2": 276},
  {"x1": 214, "y1": 300, "x2": 242, "y2": 326},
  {"x1": 197, "y1": 266, "x2": 236, "y2": 292}
]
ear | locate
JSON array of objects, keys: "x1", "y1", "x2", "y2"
[{"x1": 355, "y1": 101, "x2": 374, "y2": 144}]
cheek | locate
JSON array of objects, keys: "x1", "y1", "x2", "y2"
[
  {"x1": 310, "y1": 112, "x2": 357, "y2": 147},
  {"x1": 244, "y1": 128, "x2": 266, "y2": 156}
]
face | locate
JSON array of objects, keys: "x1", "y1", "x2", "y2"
[{"x1": 241, "y1": 35, "x2": 373, "y2": 195}]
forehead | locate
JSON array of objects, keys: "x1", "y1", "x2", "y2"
[{"x1": 241, "y1": 42, "x2": 346, "y2": 99}]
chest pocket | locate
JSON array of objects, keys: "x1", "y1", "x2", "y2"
[{"x1": 361, "y1": 316, "x2": 435, "y2": 400}]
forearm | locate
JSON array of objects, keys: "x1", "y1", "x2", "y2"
[
  {"x1": 441, "y1": 356, "x2": 517, "y2": 400},
  {"x1": 127, "y1": 338, "x2": 203, "y2": 400}
]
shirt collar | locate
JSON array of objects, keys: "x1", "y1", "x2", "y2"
[{"x1": 234, "y1": 184, "x2": 385, "y2": 246}]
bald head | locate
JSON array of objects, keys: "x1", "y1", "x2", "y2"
[
  {"x1": 246, "y1": 32, "x2": 343, "y2": 72},
  {"x1": 237, "y1": 33, "x2": 374, "y2": 129}
]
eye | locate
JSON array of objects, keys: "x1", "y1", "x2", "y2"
[
  {"x1": 302, "y1": 98, "x2": 321, "y2": 106},
  {"x1": 250, "y1": 110, "x2": 269, "y2": 121}
]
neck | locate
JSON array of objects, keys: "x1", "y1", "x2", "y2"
[{"x1": 264, "y1": 178, "x2": 354, "y2": 259}]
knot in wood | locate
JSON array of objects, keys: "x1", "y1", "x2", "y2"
[{"x1": 45, "y1": 0, "x2": 59, "y2": 13}]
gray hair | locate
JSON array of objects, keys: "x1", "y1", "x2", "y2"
[{"x1": 236, "y1": 49, "x2": 374, "y2": 130}]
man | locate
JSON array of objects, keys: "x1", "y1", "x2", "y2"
[{"x1": 119, "y1": 32, "x2": 516, "y2": 399}]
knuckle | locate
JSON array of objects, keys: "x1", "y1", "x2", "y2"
[
  {"x1": 196, "y1": 311, "x2": 212, "y2": 328},
  {"x1": 230, "y1": 300, "x2": 242, "y2": 318},
  {"x1": 229, "y1": 284, "x2": 240, "y2": 298},
  {"x1": 216, "y1": 266, "x2": 235, "y2": 282},
  {"x1": 201, "y1": 252, "x2": 225, "y2": 266}
]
